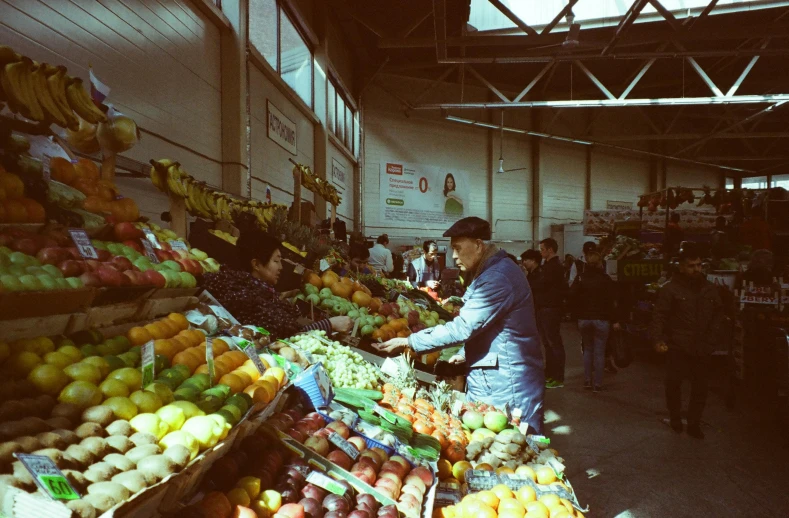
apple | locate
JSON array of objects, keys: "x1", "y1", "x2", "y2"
[
  {"x1": 347, "y1": 437, "x2": 366, "y2": 452},
  {"x1": 96, "y1": 249, "x2": 112, "y2": 262},
  {"x1": 114, "y1": 222, "x2": 144, "y2": 241},
  {"x1": 326, "y1": 450, "x2": 352, "y2": 471},
  {"x1": 178, "y1": 272, "x2": 196, "y2": 288},
  {"x1": 79, "y1": 271, "x2": 102, "y2": 287},
  {"x1": 286, "y1": 428, "x2": 307, "y2": 443},
  {"x1": 18, "y1": 274, "x2": 43, "y2": 291},
  {"x1": 377, "y1": 471, "x2": 403, "y2": 487},
  {"x1": 83, "y1": 259, "x2": 101, "y2": 272},
  {"x1": 110, "y1": 256, "x2": 134, "y2": 271},
  {"x1": 11, "y1": 238, "x2": 40, "y2": 256},
  {"x1": 303, "y1": 436, "x2": 330, "y2": 457},
  {"x1": 191, "y1": 248, "x2": 208, "y2": 260},
  {"x1": 36, "y1": 247, "x2": 66, "y2": 265},
  {"x1": 66, "y1": 247, "x2": 83, "y2": 259},
  {"x1": 123, "y1": 271, "x2": 141, "y2": 286},
  {"x1": 133, "y1": 257, "x2": 153, "y2": 272},
  {"x1": 36, "y1": 274, "x2": 58, "y2": 290},
  {"x1": 96, "y1": 266, "x2": 123, "y2": 287},
  {"x1": 65, "y1": 277, "x2": 84, "y2": 289},
  {"x1": 0, "y1": 275, "x2": 24, "y2": 291},
  {"x1": 123, "y1": 240, "x2": 144, "y2": 254},
  {"x1": 143, "y1": 269, "x2": 166, "y2": 288},
  {"x1": 326, "y1": 421, "x2": 350, "y2": 440},
  {"x1": 155, "y1": 249, "x2": 173, "y2": 262},
  {"x1": 409, "y1": 466, "x2": 434, "y2": 486},
  {"x1": 59, "y1": 260, "x2": 83, "y2": 277}
]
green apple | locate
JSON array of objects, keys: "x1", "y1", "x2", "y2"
[
  {"x1": 25, "y1": 266, "x2": 43, "y2": 276},
  {"x1": 91, "y1": 240, "x2": 108, "y2": 250},
  {"x1": 41, "y1": 264, "x2": 63, "y2": 278},
  {"x1": 0, "y1": 254, "x2": 9, "y2": 267},
  {"x1": 18, "y1": 275, "x2": 43, "y2": 291},
  {"x1": 36, "y1": 274, "x2": 58, "y2": 290},
  {"x1": 160, "y1": 260, "x2": 182, "y2": 272},
  {"x1": 8, "y1": 265, "x2": 25, "y2": 276},
  {"x1": 107, "y1": 243, "x2": 123, "y2": 255},
  {"x1": 8, "y1": 252, "x2": 30, "y2": 266},
  {"x1": 0, "y1": 275, "x2": 24, "y2": 291},
  {"x1": 161, "y1": 270, "x2": 180, "y2": 288},
  {"x1": 54, "y1": 278, "x2": 71, "y2": 290},
  {"x1": 178, "y1": 272, "x2": 196, "y2": 288},
  {"x1": 65, "y1": 277, "x2": 84, "y2": 289},
  {"x1": 190, "y1": 248, "x2": 208, "y2": 261},
  {"x1": 0, "y1": 246, "x2": 11, "y2": 256},
  {"x1": 133, "y1": 258, "x2": 153, "y2": 272}
]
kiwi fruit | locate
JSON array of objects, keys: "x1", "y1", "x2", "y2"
[
  {"x1": 14, "y1": 436, "x2": 41, "y2": 453},
  {"x1": 33, "y1": 395, "x2": 56, "y2": 416},
  {"x1": 81, "y1": 406, "x2": 115, "y2": 427},
  {"x1": 111, "y1": 470, "x2": 148, "y2": 493},
  {"x1": 65, "y1": 444, "x2": 96, "y2": 469},
  {"x1": 0, "y1": 400, "x2": 27, "y2": 421},
  {"x1": 129, "y1": 432, "x2": 158, "y2": 447},
  {"x1": 12, "y1": 461, "x2": 35, "y2": 486},
  {"x1": 75, "y1": 422, "x2": 105, "y2": 439},
  {"x1": 83, "y1": 462, "x2": 118, "y2": 484},
  {"x1": 102, "y1": 453, "x2": 135, "y2": 472},
  {"x1": 162, "y1": 444, "x2": 190, "y2": 470},
  {"x1": 0, "y1": 473, "x2": 23, "y2": 488},
  {"x1": 87, "y1": 481, "x2": 131, "y2": 501},
  {"x1": 125, "y1": 444, "x2": 161, "y2": 465},
  {"x1": 66, "y1": 499, "x2": 98, "y2": 518},
  {"x1": 51, "y1": 403, "x2": 83, "y2": 423},
  {"x1": 36, "y1": 431, "x2": 66, "y2": 450},
  {"x1": 82, "y1": 493, "x2": 118, "y2": 513},
  {"x1": 0, "y1": 441, "x2": 22, "y2": 467},
  {"x1": 106, "y1": 435, "x2": 133, "y2": 454},
  {"x1": 45, "y1": 417, "x2": 73, "y2": 430},
  {"x1": 50, "y1": 428, "x2": 79, "y2": 446},
  {"x1": 0, "y1": 420, "x2": 28, "y2": 440},
  {"x1": 32, "y1": 448, "x2": 67, "y2": 468},
  {"x1": 105, "y1": 420, "x2": 132, "y2": 437},
  {"x1": 136, "y1": 455, "x2": 176, "y2": 482},
  {"x1": 80, "y1": 437, "x2": 110, "y2": 458},
  {"x1": 62, "y1": 469, "x2": 88, "y2": 492}
]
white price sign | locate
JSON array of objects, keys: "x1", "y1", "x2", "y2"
[{"x1": 68, "y1": 229, "x2": 98, "y2": 259}]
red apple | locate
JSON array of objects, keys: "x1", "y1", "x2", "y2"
[
  {"x1": 293, "y1": 421, "x2": 315, "y2": 437},
  {"x1": 58, "y1": 260, "x2": 84, "y2": 277},
  {"x1": 170, "y1": 249, "x2": 189, "y2": 259},
  {"x1": 110, "y1": 256, "x2": 134, "y2": 272},
  {"x1": 352, "y1": 470, "x2": 374, "y2": 485},
  {"x1": 370, "y1": 447, "x2": 390, "y2": 463},
  {"x1": 377, "y1": 472, "x2": 403, "y2": 489},
  {"x1": 375, "y1": 478, "x2": 401, "y2": 498},
  {"x1": 122, "y1": 271, "x2": 139, "y2": 286},
  {"x1": 97, "y1": 265, "x2": 124, "y2": 287},
  {"x1": 11, "y1": 238, "x2": 40, "y2": 256},
  {"x1": 358, "y1": 451, "x2": 382, "y2": 469},
  {"x1": 143, "y1": 269, "x2": 166, "y2": 288},
  {"x1": 347, "y1": 436, "x2": 367, "y2": 452},
  {"x1": 326, "y1": 450, "x2": 352, "y2": 471},
  {"x1": 155, "y1": 249, "x2": 172, "y2": 262},
  {"x1": 303, "y1": 436, "x2": 330, "y2": 457},
  {"x1": 353, "y1": 464, "x2": 377, "y2": 484},
  {"x1": 96, "y1": 249, "x2": 112, "y2": 262},
  {"x1": 409, "y1": 466, "x2": 433, "y2": 486},
  {"x1": 82, "y1": 260, "x2": 101, "y2": 272},
  {"x1": 401, "y1": 483, "x2": 425, "y2": 501},
  {"x1": 159, "y1": 241, "x2": 172, "y2": 251},
  {"x1": 66, "y1": 247, "x2": 82, "y2": 259},
  {"x1": 285, "y1": 428, "x2": 307, "y2": 443},
  {"x1": 389, "y1": 456, "x2": 411, "y2": 472},
  {"x1": 326, "y1": 421, "x2": 350, "y2": 440},
  {"x1": 79, "y1": 272, "x2": 102, "y2": 287},
  {"x1": 276, "y1": 503, "x2": 305, "y2": 518},
  {"x1": 123, "y1": 239, "x2": 144, "y2": 253},
  {"x1": 403, "y1": 476, "x2": 426, "y2": 495},
  {"x1": 36, "y1": 247, "x2": 66, "y2": 265},
  {"x1": 113, "y1": 222, "x2": 144, "y2": 241}
]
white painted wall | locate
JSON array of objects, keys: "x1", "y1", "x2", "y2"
[
  {"x1": 0, "y1": 0, "x2": 223, "y2": 189},
  {"x1": 666, "y1": 162, "x2": 722, "y2": 188},
  {"x1": 591, "y1": 151, "x2": 651, "y2": 209}
]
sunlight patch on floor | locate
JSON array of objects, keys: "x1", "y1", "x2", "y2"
[
  {"x1": 551, "y1": 425, "x2": 572, "y2": 435},
  {"x1": 544, "y1": 409, "x2": 562, "y2": 424}
]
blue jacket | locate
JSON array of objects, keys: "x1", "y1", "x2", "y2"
[{"x1": 409, "y1": 250, "x2": 545, "y2": 433}]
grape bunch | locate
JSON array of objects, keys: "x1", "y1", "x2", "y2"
[{"x1": 202, "y1": 269, "x2": 302, "y2": 339}]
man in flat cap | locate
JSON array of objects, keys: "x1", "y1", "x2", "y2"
[{"x1": 373, "y1": 216, "x2": 545, "y2": 433}]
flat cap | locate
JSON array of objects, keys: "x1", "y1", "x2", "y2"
[{"x1": 443, "y1": 216, "x2": 491, "y2": 240}]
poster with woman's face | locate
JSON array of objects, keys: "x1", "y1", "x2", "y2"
[{"x1": 379, "y1": 160, "x2": 469, "y2": 226}]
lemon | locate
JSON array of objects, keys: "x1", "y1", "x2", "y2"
[
  {"x1": 160, "y1": 430, "x2": 199, "y2": 460},
  {"x1": 9, "y1": 352, "x2": 42, "y2": 377},
  {"x1": 129, "y1": 413, "x2": 169, "y2": 440},
  {"x1": 28, "y1": 364, "x2": 69, "y2": 396},
  {"x1": 99, "y1": 378, "x2": 130, "y2": 399},
  {"x1": 82, "y1": 357, "x2": 110, "y2": 378},
  {"x1": 145, "y1": 383, "x2": 174, "y2": 405},
  {"x1": 34, "y1": 337, "x2": 55, "y2": 355},
  {"x1": 130, "y1": 390, "x2": 163, "y2": 413},
  {"x1": 44, "y1": 351, "x2": 75, "y2": 369},
  {"x1": 169, "y1": 401, "x2": 205, "y2": 420},
  {"x1": 107, "y1": 368, "x2": 143, "y2": 391},
  {"x1": 63, "y1": 362, "x2": 102, "y2": 385},
  {"x1": 59, "y1": 381, "x2": 102, "y2": 408},
  {"x1": 56, "y1": 345, "x2": 83, "y2": 363},
  {"x1": 103, "y1": 396, "x2": 139, "y2": 420},
  {"x1": 156, "y1": 404, "x2": 186, "y2": 431}
]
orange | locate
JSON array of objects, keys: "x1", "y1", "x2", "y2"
[
  {"x1": 433, "y1": 506, "x2": 456, "y2": 518},
  {"x1": 451, "y1": 461, "x2": 472, "y2": 483},
  {"x1": 224, "y1": 351, "x2": 247, "y2": 367},
  {"x1": 491, "y1": 484, "x2": 514, "y2": 500},
  {"x1": 236, "y1": 364, "x2": 261, "y2": 382},
  {"x1": 153, "y1": 339, "x2": 177, "y2": 360},
  {"x1": 144, "y1": 323, "x2": 167, "y2": 340},
  {"x1": 195, "y1": 364, "x2": 210, "y2": 375},
  {"x1": 525, "y1": 501, "x2": 550, "y2": 518},
  {"x1": 232, "y1": 369, "x2": 253, "y2": 386},
  {"x1": 128, "y1": 327, "x2": 153, "y2": 346},
  {"x1": 170, "y1": 336, "x2": 192, "y2": 352},
  {"x1": 167, "y1": 313, "x2": 189, "y2": 331},
  {"x1": 255, "y1": 378, "x2": 278, "y2": 397},
  {"x1": 537, "y1": 494, "x2": 561, "y2": 510},
  {"x1": 265, "y1": 367, "x2": 286, "y2": 386},
  {"x1": 212, "y1": 338, "x2": 230, "y2": 355},
  {"x1": 516, "y1": 486, "x2": 537, "y2": 505},
  {"x1": 188, "y1": 330, "x2": 206, "y2": 345},
  {"x1": 19, "y1": 198, "x2": 45, "y2": 223},
  {"x1": 261, "y1": 372, "x2": 282, "y2": 391},
  {"x1": 219, "y1": 373, "x2": 246, "y2": 394},
  {"x1": 437, "y1": 459, "x2": 452, "y2": 480},
  {"x1": 498, "y1": 497, "x2": 525, "y2": 516},
  {"x1": 157, "y1": 319, "x2": 180, "y2": 337},
  {"x1": 515, "y1": 466, "x2": 537, "y2": 482},
  {"x1": 475, "y1": 463, "x2": 494, "y2": 471},
  {"x1": 173, "y1": 351, "x2": 203, "y2": 374},
  {"x1": 475, "y1": 491, "x2": 499, "y2": 511},
  {"x1": 243, "y1": 384, "x2": 272, "y2": 405},
  {"x1": 536, "y1": 467, "x2": 557, "y2": 485}
]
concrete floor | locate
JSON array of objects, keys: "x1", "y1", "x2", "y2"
[{"x1": 546, "y1": 324, "x2": 789, "y2": 518}]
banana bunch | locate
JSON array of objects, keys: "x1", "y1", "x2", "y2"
[
  {"x1": 0, "y1": 45, "x2": 107, "y2": 129},
  {"x1": 149, "y1": 158, "x2": 284, "y2": 228},
  {"x1": 292, "y1": 163, "x2": 342, "y2": 207}
]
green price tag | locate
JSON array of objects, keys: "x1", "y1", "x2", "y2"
[
  {"x1": 40, "y1": 475, "x2": 79, "y2": 500},
  {"x1": 141, "y1": 340, "x2": 155, "y2": 387},
  {"x1": 15, "y1": 454, "x2": 79, "y2": 501},
  {"x1": 206, "y1": 337, "x2": 215, "y2": 387}
]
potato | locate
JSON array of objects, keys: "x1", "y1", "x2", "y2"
[
  {"x1": 102, "y1": 453, "x2": 134, "y2": 472},
  {"x1": 50, "y1": 429, "x2": 79, "y2": 446},
  {"x1": 87, "y1": 481, "x2": 131, "y2": 501},
  {"x1": 136, "y1": 455, "x2": 176, "y2": 482},
  {"x1": 62, "y1": 469, "x2": 88, "y2": 492},
  {"x1": 112, "y1": 470, "x2": 148, "y2": 493},
  {"x1": 83, "y1": 462, "x2": 119, "y2": 484},
  {"x1": 81, "y1": 406, "x2": 115, "y2": 427},
  {"x1": 75, "y1": 422, "x2": 105, "y2": 440},
  {"x1": 82, "y1": 493, "x2": 118, "y2": 513},
  {"x1": 80, "y1": 437, "x2": 109, "y2": 459},
  {"x1": 45, "y1": 417, "x2": 73, "y2": 430},
  {"x1": 105, "y1": 436, "x2": 133, "y2": 454},
  {"x1": 125, "y1": 444, "x2": 161, "y2": 465},
  {"x1": 14, "y1": 436, "x2": 41, "y2": 453},
  {"x1": 129, "y1": 432, "x2": 158, "y2": 447},
  {"x1": 51, "y1": 403, "x2": 82, "y2": 423},
  {"x1": 36, "y1": 432, "x2": 66, "y2": 450},
  {"x1": 66, "y1": 499, "x2": 98, "y2": 518},
  {"x1": 162, "y1": 445, "x2": 190, "y2": 470},
  {"x1": 105, "y1": 420, "x2": 132, "y2": 437},
  {"x1": 0, "y1": 442, "x2": 22, "y2": 467},
  {"x1": 65, "y1": 444, "x2": 96, "y2": 469}
]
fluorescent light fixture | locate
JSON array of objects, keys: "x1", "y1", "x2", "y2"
[
  {"x1": 446, "y1": 115, "x2": 473, "y2": 124},
  {"x1": 445, "y1": 115, "x2": 525, "y2": 132}
]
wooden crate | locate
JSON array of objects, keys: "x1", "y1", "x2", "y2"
[
  {"x1": 0, "y1": 313, "x2": 76, "y2": 342},
  {"x1": 136, "y1": 295, "x2": 198, "y2": 321},
  {"x1": 86, "y1": 301, "x2": 143, "y2": 328},
  {"x1": 0, "y1": 289, "x2": 96, "y2": 320}
]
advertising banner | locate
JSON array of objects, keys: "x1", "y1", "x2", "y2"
[{"x1": 379, "y1": 160, "x2": 469, "y2": 226}]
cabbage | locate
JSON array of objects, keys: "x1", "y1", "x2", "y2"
[{"x1": 97, "y1": 106, "x2": 140, "y2": 154}]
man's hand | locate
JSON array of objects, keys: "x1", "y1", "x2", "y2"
[
  {"x1": 427, "y1": 280, "x2": 440, "y2": 289},
  {"x1": 654, "y1": 341, "x2": 669, "y2": 353},
  {"x1": 329, "y1": 316, "x2": 353, "y2": 333},
  {"x1": 447, "y1": 354, "x2": 465, "y2": 365},
  {"x1": 372, "y1": 337, "x2": 409, "y2": 354}
]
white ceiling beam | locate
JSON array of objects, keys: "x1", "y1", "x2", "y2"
[{"x1": 413, "y1": 95, "x2": 789, "y2": 110}]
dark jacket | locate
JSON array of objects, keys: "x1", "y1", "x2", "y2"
[
  {"x1": 531, "y1": 256, "x2": 566, "y2": 310},
  {"x1": 407, "y1": 256, "x2": 440, "y2": 287},
  {"x1": 569, "y1": 268, "x2": 616, "y2": 321},
  {"x1": 409, "y1": 250, "x2": 544, "y2": 433},
  {"x1": 650, "y1": 274, "x2": 724, "y2": 356}
]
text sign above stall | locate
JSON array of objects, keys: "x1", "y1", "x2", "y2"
[
  {"x1": 379, "y1": 159, "x2": 469, "y2": 226},
  {"x1": 617, "y1": 259, "x2": 664, "y2": 283},
  {"x1": 267, "y1": 100, "x2": 297, "y2": 155},
  {"x1": 606, "y1": 200, "x2": 633, "y2": 210}
]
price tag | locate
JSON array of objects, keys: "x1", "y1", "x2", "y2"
[
  {"x1": 294, "y1": 264, "x2": 305, "y2": 275},
  {"x1": 351, "y1": 319, "x2": 359, "y2": 337},
  {"x1": 205, "y1": 337, "x2": 215, "y2": 387},
  {"x1": 320, "y1": 259, "x2": 331, "y2": 272},
  {"x1": 169, "y1": 240, "x2": 189, "y2": 252},
  {"x1": 142, "y1": 228, "x2": 161, "y2": 249},
  {"x1": 328, "y1": 431, "x2": 360, "y2": 460},
  {"x1": 42, "y1": 157, "x2": 51, "y2": 183},
  {"x1": 14, "y1": 453, "x2": 79, "y2": 501},
  {"x1": 306, "y1": 471, "x2": 346, "y2": 496},
  {"x1": 68, "y1": 229, "x2": 98, "y2": 259},
  {"x1": 380, "y1": 357, "x2": 401, "y2": 377},
  {"x1": 142, "y1": 239, "x2": 160, "y2": 264},
  {"x1": 210, "y1": 305, "x2": 235, "y2": 322},
  {"x1": 141, "y1": 340, "x2": 155, "y2": 387},
  {"x1": 240, "y1": 340, "x2": 267, "y2": 375},
  {"x1": 244, "y1": 325, "x2": 270, "y2": 336}
]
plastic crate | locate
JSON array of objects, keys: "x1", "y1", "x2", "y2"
[
  {"x1": 317, "y1": 408, "x2": 396, "y2": 457},
  {"x1": 292, "y1": 362, "x2": 333, "y2": 409}
]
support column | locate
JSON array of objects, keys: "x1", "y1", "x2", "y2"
[
  {"x1": 648, "y1": 158, "x2": 659, "y2": 193},
  {"x1": 312, "y1": 3, "x2": 329, "y2": 220},
  {"x1": 487, "y1": 111, "x2": 494, "y2": 230},
  {"x1": 584, "y1": 146, "x2": 592, "y2": 210},
  {"x1": 659, "y1": 159, "x2": 668, "y2": 190},
  {"x1": 531, "y1": 136, "x2": 541, "y2": 243},
  {"x1": 219, "y1": 0, "x2": 249, "y2": 197}
]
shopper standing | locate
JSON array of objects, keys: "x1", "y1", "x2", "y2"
[
  {"x1": 664, "y1": 213, "x2": 685, "y2": 258},
  {"x1": 536, "y1": 238, "x2": 567, "y2": 389},
  {"x1": 407, "y1": 241, "x2": 441, "y2": 288},
  {"x1": 368, "y1": 234, "x2": 393, "y2": 276},
  {"x1": 651, "y1": 245, "x2": 724, "y2": 439},
  {"x1": 570, "y1": 252, "x2": 616, "y2": 392},
  {"x1": 568, "y1": 241, "x2": 598, "y2": 287},
  {"x1": 373, "y1": 217, "x2": 545, "y2": 433}
]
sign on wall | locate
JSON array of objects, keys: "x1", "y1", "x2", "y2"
[
  {"x1": 606, "y1": 200, "x2": 633, "y2": 210},
  {"x1": 379, "y1": 160, "x2": 469, "y2": 226},
  {"x1": 331, "y1": 158, "x2": 348, "y2": 191},
  {"x1": 267, "y1": 100, "x2": 297, "y2": 155}
]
